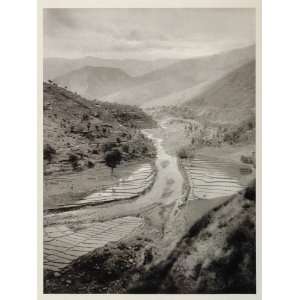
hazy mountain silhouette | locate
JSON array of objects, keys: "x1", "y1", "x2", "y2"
[
  {"x1": 184, "y1": 60, "x2": 255, "y2": 124},
  {"x1": 103, "y1": 45, "x2": 255, "y2": 107},
  {"x1": 54, "y1": 66, "x2": 136, "y2": 99},
  {"x1": 44, "y1": 57, "x2": 179, "y2": 80}
]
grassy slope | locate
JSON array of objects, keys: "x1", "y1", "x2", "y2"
[{"x1": 43, "y1": 82, "x2": 156, "y2": 175}]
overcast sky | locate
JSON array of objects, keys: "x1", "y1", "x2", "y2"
[{"x1": 44, "y1": 8, "x2": 255, "y2": 60}]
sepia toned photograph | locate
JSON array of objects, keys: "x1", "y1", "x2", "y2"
[{"x1": 41, "y1": 5, "x2": 258, "y2": 295}]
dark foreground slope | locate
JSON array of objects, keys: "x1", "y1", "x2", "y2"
[
  {"x1": 43, "y1": 82, "x2": 156, "y2": 175},
  {"x1": 44, "y1": 182, "x2": 256, "y2": 294},
  {"x1": 129, "y1": 184, "x2": 256, "y2": 293}
]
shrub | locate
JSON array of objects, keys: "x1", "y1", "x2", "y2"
[
  {"x1": 44, "y1": 144, "x2": 56, "y2": 162},
  {"x1": 68, "y1": 153, "x2": 79, "y2": 169},
  {"x1": 240, "y1": 155, "x2": 254, "y2": 165},
  {"x1": 244, "y1": 180, "x2": 256, "y2": 201},
  {"x1": 87, "y1": 160, "x2": 95, "y2": 168},
  {"x1": 121, "y1": 144, "x2": 129, "y2": 153},
  {"x1": 81, "y1": 113, "x2": 89, "y2": 121},
  {"x1": 177, "y1": 146, "x2": 193, "y2": 159},
  {"x1": 142, "y1": 146, "x2": 148, "y2": 154}
]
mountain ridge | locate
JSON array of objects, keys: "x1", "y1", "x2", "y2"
[
  {"x1": 54, "y1": 65, "x2": 135, "y2": 100},
  {"x1": 44, "y1": 57, "x2": 179, "y2": 80},
  {"x1": 102, "y1": 45, "x2": 255, "y2": 107}
]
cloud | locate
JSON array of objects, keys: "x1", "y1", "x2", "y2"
[{"x1": 44, "y1": 8, "x2": 255, "y2": 59}]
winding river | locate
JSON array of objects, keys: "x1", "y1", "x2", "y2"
[{"x1": 43, "y1": 124, "x2": 247, "y2": 272}]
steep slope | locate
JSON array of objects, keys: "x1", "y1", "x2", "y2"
[
  {"x1": 54, "y1": 66, "x2": 136, "y2": 100},
  {"x1": 145, "y1": 60, "x2": 255, "y2": 148},
  {"x1": 128, "y1": 185, "x2": 256, "y2": 294},
  {"x1": 44, "y1": 57, "x2": 178, "y2": 80},
  {"x1": 43, "y1": 82, "x2": 156, "y2": 175},
  {"x1": 103, "y1": 45, "x2": 255, "y2": 107},
  {"x1": 185, "y1": 60, "x2": 256, "y2": 125}
]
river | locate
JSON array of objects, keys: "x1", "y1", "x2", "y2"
[{"x1": 43, "y1": 123, "x2": 249, "y2": 272}]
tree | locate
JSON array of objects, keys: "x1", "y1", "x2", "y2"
[{"x1": 104, "y1": 149, "x2": 122, "y2": 175}]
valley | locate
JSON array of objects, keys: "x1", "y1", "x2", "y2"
[
  {"x1": 44, "y1": 117, "x2": 256, "y2": 293},
  {"x1": 43, "y1": 45, "x2": 256, "y2": 294}
]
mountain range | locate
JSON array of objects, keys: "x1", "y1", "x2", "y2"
[
  {"x1": 45, "y1": 45, "x2": 255, "y2": 126},
  {"x1": 102, "y1": 45, "x2": 255, "y2": 107},
  {"x1": 44, "y1": 57, "x2": 178, "y2": 80}
]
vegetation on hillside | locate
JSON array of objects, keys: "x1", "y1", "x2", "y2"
[
  {"x1": 43, "y1": 82, "x2": 156, "y2": 175},
  {"x1": 183, "y1": 114, "x2": 256, "y2": 147}
]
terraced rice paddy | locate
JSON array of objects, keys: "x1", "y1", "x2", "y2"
[
  {"x1": 44, "y1": 216, "x2": 143, "y2": 271},
  {"x1": 43, "y1": 162, "x2": 155, "y2": 272},
  {"x1": 45, "y1": 163, "x2": 155, "y2": 212},
  {"x1": 182, "y1": 157, "x2": 247, "y2": 200}
]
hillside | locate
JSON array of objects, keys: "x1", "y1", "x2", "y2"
[
  {"x1": 54, "y1": 66, "x2": 136, "y2": 100},
  {"x1": 128, "y1": 184, "x2": 256, "y2": 293},
  {"x1": 185, "y1": 60, "x2": 256, "y2": 125},
  {"x1": 146, "y1": 60, "x2": 255, "y2": 149},
  {"x1": 44, "y1": 57, "x2": 178, "y2": 80},
  {"x1": 43, "y1": 82, "x2": 156, "y2": 175},
  {"x1": 102, "y1": 45, "x2": 255, "y2": 107}
]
